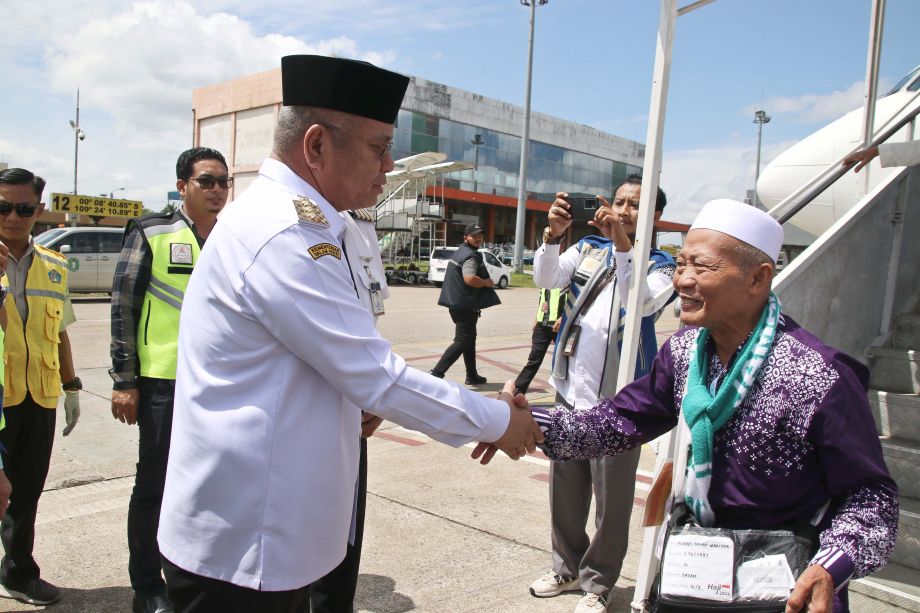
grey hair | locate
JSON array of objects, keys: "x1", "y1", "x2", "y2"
[
  {"x1": 731, "y1": 239, "x2": 775, "y2": 272},
  {"x1": 272, "y1": 106, "x2": 352, "y2": 155}
]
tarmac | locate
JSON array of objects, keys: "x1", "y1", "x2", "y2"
[{"x1": 0, "y1": 285, "x2": 680, "y2": 613}]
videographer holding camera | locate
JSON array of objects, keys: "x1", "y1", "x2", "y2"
[{"x1": 528, "y1": 174, "x2": 676, "y2": 612}]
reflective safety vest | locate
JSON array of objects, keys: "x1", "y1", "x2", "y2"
[
  {"x1": 3, "y1": 245, "x2": 69, "y2": 409},
  {"x1": 535, "y1": 287, "x2": 566, "y2": 325},
  {"x1": 134, "y1": 214, "x2": 201, "y2": 379}
]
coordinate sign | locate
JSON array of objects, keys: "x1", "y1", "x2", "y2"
[{"x1": 50, "y1": 193, "x2": 143, "y2": 218}]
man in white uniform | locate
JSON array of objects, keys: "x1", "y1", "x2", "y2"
[{"x1": 157, "y1": 55, "x2": 541, "y2": 612}]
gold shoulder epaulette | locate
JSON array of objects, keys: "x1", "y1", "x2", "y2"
[
  {"x1": 293, "y1": 196, "x2": 329, "y2": 227},
  {"x1": 349, "y1": 208, "x2": 375, "y2": 223}
]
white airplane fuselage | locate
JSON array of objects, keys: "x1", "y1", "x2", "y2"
[{"x1": 757, "y1": 68, "x2": 920, "y2": 236}]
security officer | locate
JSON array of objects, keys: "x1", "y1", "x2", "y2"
[
  {"x1": 0, "y1": 167, "x2": 81, "y2": 607},
  {"x1": 430, "y1": 223, "x2": 500, "y2": 384},
  {"x1": 513, "y1": 286, "x2": 567, "y2": 396},
  {"x1": 110, "y1": 147, "x2": 231, "y2": 613},
  {"x1": 156, "y1": 55, "x2": 541, "y2": 612}
]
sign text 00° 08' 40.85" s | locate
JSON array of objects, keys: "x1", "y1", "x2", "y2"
[{"x1": 50, "y1": 193, "x2": 143, "y2": 218}]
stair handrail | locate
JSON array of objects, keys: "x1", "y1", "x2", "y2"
[
  {"x1": 375, "y1": 179, "x2": 412, "y2": 213},
  {"x1": 768, "y1": 91, "x2": 920, "y2": 225}
]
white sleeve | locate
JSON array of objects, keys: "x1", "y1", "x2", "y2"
[
  {"x1": 878, "y1": 140, "x2": 920, "y2": 168},
  {"x1": 533, "y1": 242, "x2": 579, "y2": 289},
  {"x1": 614, "y1": 249, "x2": 675, "y2": 316},
  {"x1": 240, "y1": 227, "x2": 509, "y2": 447}
]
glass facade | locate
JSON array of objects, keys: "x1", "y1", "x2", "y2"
[{"x1": 393, "y1": 110, "x2": 641, "y2": 202}]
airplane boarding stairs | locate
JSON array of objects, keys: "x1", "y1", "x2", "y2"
[{"x1": 773, "y1": 163, "x2": 920, "y2": 611}]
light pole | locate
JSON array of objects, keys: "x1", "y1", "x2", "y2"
[
  {"x1": 69, "y1": 87, "x2": 86, "y2": 226},
  {"x1": 470, "y1": 133, "x2": 483, "y2": 193},
  {"x1": 753, "y1": 109, "x2": 771, "y2": 207},
  {"x1": 513, "y1": 0, "x2": 547, "y2": 273},
  {"x1": 109, "y1": 187, "x2": 126, "y2": 199}
]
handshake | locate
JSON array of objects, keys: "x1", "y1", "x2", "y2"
[{"x1": 472, "y1": 380, "x2": 544, "y2": 465}]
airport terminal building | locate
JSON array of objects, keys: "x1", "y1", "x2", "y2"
[{"x1": 192, "y1": 68, "x2": 677, "y2": 252}]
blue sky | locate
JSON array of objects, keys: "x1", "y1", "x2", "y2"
[{"x1": 2, "y1": 0, "x2": 918, "y2": 223}]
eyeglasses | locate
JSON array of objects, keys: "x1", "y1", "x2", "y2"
[
  {"x1": 186, "y1": 175, "x2": 233, "y2": 190},
  {"x1": 0, "y1": 200, "x2": 39, "y2": 217},
  {"x1": 322, "y1": 124, "x2": 394, "y2": 161}
]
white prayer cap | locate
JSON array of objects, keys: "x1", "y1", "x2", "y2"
[{"x1": 689, "y1": 199, "x2": 783, "y2": 263}]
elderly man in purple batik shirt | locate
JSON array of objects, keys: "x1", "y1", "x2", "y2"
[{"x1": 515, "y1": 199, "x2": 898, "y2": 613}]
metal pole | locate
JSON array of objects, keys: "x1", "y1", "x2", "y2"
[
  {"x1": 471, "y1": 134, "x2": 483, "y2": 193},
  {"x1": 625, "y1": 0, "x2": 678, "y2": 609},
  {"x1": 859, "y1": 0, "x2": 886, "y2": 195},
  {"x1": 513, "y1": 1, "x2": 543, "y2": 273},
  {"x1": 861, "y1": 0, "x2": 886, "y2": 148},
  {"x1": 71, "y1": 88, "x2": 81, "y2": 226},
  {"x1": 753, "y1": 110, "x2": 770, "y2": 206},
  {"x1": 73, "y1": 88, "x2": 80, "y2": 188}
]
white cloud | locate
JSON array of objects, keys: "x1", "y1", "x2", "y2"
[
  {"x1": 751, "y1": 78, "x2": 894, "y2": 124},
  {"x1": 4, "y1": 0, "x2": 399, "y2": 210},
  {"x1": 660, "y1": 139, "x2": 798, "y2": 225}
]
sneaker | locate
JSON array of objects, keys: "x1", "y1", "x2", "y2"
[
  {"x1": 0, "y1": 577, "x2": 62, "y2": 605},
  {"x1": 529, "y1": 571, "x2": 579, "y2": 598},
  {"x1": 574, "y1": 592, "x2": 607, "y2": 612},
  {"x1": 465, "y1": 374, "x2": 487, "y2": 385}
]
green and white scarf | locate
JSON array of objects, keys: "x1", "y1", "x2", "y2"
[{"x1": 682, "y1": 292, "x2": 781, "y2": 526}]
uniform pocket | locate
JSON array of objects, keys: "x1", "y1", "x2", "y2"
[
  {"x1": 44, "y1": 301, "x2": 63, "y2": 343},
  {"x1": 41, "y1": 351, "x2": 61, "y2": 397},
  {"x1": 3, "y1": 352, "x2": 12, "y2": 402}
]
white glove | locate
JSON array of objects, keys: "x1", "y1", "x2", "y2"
[{"x1": 63, "y1": 391, "x2": 80, "y2": 436}]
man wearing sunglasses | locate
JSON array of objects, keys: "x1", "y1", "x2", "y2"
[
  {"x1": 0, "y1": 168, "x2": 80, "y2": 607},
  {"x1": 110, "y1": 147, "x2": 230, "y2": 613}
]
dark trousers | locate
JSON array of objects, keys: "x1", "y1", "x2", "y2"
[
  {"x1": 431, "y1": 309, "x2": 480, "y2": 377},
  {"x1": 0, "y1": 394, "x2": 56, "y2": 587},
  {"x1": 513, "y1": 323, "x2": 556, "y2": 394},
  {"x1": 163, "y1": 557, "x2": 309, "y2": 613},
  {"x1": 307, "y1": 438, "x2": 368, "y2": 612},
  {"x1": 128, "y1": 377, "x2": 176, "y2": 593}
]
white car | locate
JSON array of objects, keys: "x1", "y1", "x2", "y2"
[
  {"x1": 428, "y1": 247, "x2": 511, "y2": 289},
  {"x1": 34, "y1": 226, "x2": 124, "y2": 293}
]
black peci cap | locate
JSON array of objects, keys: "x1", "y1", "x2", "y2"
[{"x1": 281, "y1": 55, "x2": 410, "y2": 124}]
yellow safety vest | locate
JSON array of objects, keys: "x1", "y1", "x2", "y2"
[
  {"x1": 3, "y1": 244, "x2": 68, "y2": 409},
  {"x1": 135, "y1": 216, "x2": 200, "y2": 379}
]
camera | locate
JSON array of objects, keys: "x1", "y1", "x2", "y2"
[{"x1": 563, "y1": 195, "x2": 599, "y2": 221}]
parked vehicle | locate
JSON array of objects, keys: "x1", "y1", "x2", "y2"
[
  {"x1": 34, "y1": 226, "x2": 124, "y2": 293},
  {"x1": 428, "y1": 247, "x2": 511, "y2": 289}
]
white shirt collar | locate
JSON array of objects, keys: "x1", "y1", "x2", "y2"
[{"x1": 258, "y1": 158, "x2": 345, "y2": 239}]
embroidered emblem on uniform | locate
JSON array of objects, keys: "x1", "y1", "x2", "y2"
[
  {"x1": 350, "y1": 208, "x2": 375, "y2": 222},
  {"x1": 293, "y1": 196, "x2": 329, "y2": 226},
  {"x1": 47, "y1": 270, "x2": 62, "y2": 285},
  {"x1": 308, "y1": 243, "x2": 342, "y2": 260},
  {"x1": 170, "y1": 243, "x2": 193, "y2": 265}
]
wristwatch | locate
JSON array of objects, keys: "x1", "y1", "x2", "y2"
[
  {"x1": 62, "y1": 377, "x2": 83, "y2": 392},
  {"x1": 543, "y1": 227, "x2": 563, "y2": 245}
]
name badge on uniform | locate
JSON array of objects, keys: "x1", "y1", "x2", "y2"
[
  {"x1": 574, "y1": 257, "x2": 601, "y2": 284},
  {"x1": 563, "y1": 324, "x2": 581, "y2": 356},
  {"x1": 369, "y1": 282, "x2": 385, "y2": 316},
  {"x1": 170, "y1": 243, "x2": 193, "y2": 265}
]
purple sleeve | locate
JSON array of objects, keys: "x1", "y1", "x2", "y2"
[
  {"x1": 533, "y1": 339, "x2": 680, "y2": 461},
  {"x1": 807, "y1": 353, "x2": 899, "y2": 585}
]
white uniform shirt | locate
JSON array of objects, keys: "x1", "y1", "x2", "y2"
[
  {"x1": 533, "y1": 241, "x2": 673, "y2": 410},
  {"x1": 878, "y1": 139, "x2": 920, "y2": 168},
  {"x1": 158, "y1": 158, "x2": 509, "y2": 591}
]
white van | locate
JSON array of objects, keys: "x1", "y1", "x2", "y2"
[
  {"x1": 428, "y1": 247, "x2": 511, "y2": 289},
  {"x1": 34, "y1": 226, "x2": 125, "y2": 293}
]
